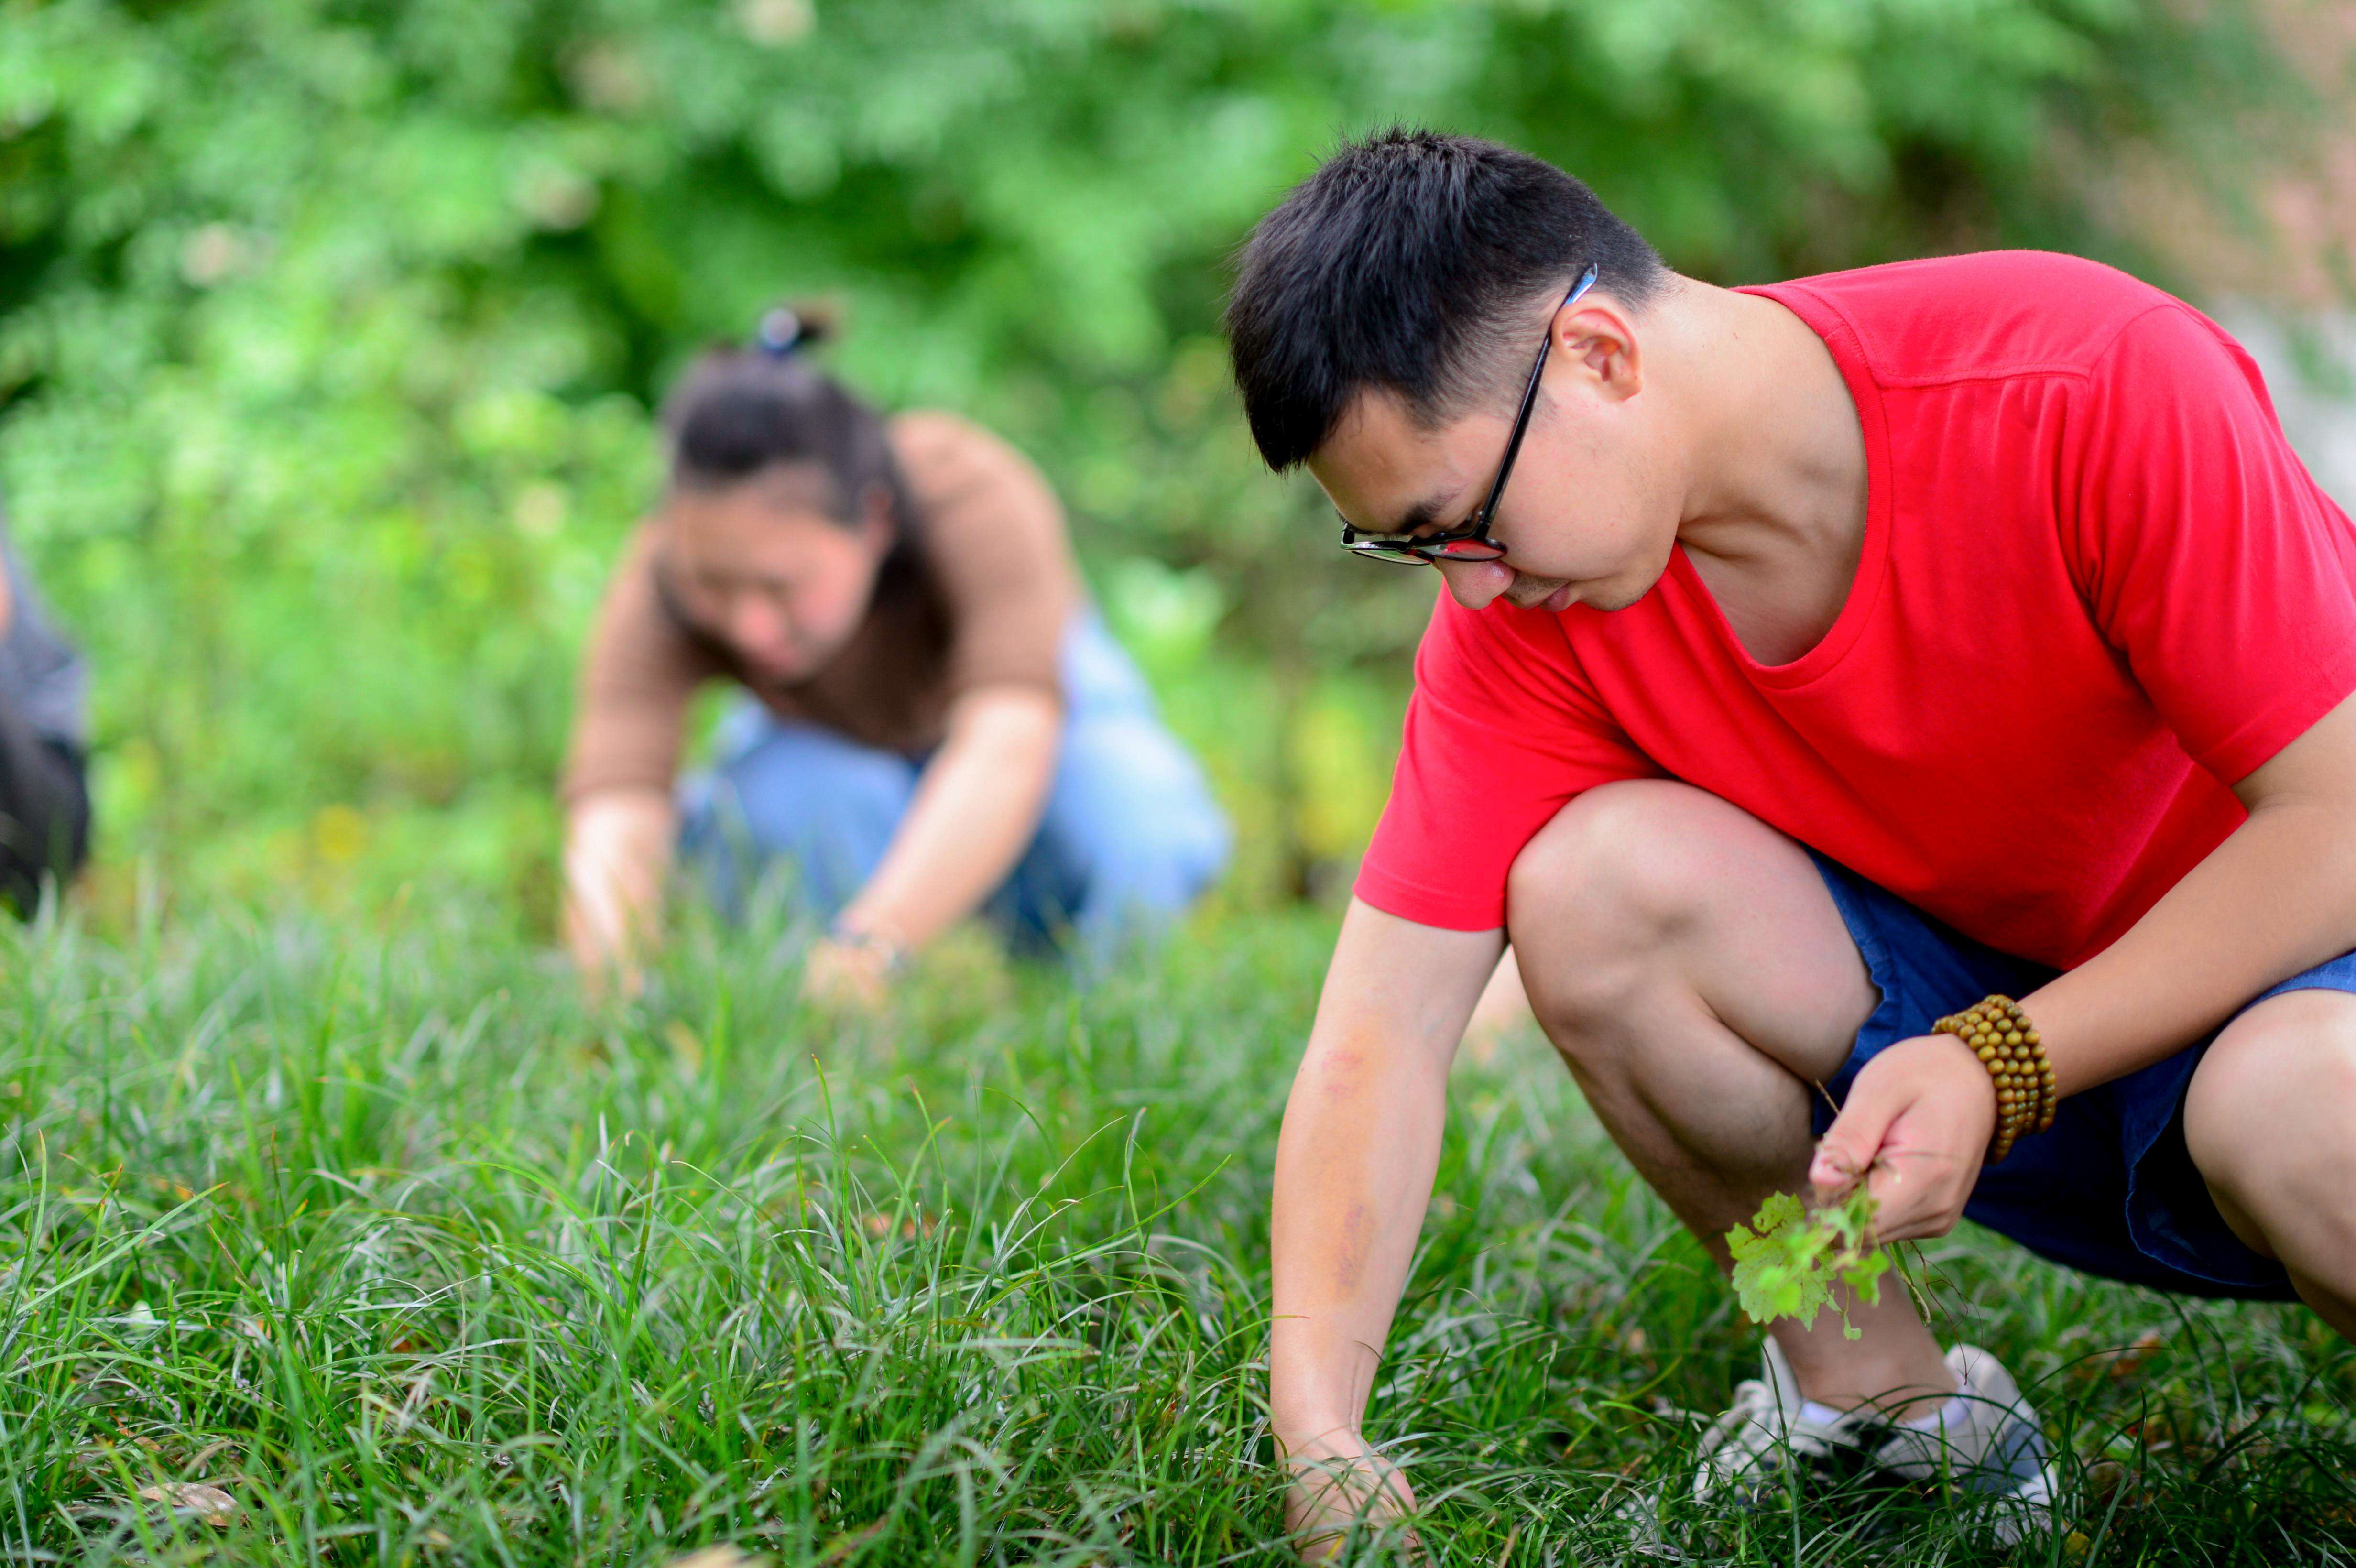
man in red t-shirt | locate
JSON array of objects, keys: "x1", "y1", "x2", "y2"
[{"x1": 1224, "y1": 129, "x2": 2356, "y2": 1553}]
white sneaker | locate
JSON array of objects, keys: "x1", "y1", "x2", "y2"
[{"x1": 1692, "y1": 1340, "x2": 2059, "y2": 1542}]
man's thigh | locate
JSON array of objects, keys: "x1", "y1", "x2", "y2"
[{"x1": 1506, "y1": 780, "x2": 1876, "y2": 1085}]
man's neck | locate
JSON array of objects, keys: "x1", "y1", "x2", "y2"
[{"x1": 1659, "y1": 283, "x2": 1870, "y2": 667}]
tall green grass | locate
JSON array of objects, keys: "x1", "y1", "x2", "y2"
[{"x1": 0, "y1": 901, "x2": 2349, "y2": 1565}]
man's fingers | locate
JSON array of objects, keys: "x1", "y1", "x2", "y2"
[
  {"x1": 1286, "y1": 1454, "x2": 1418, "y2": 1565},
  {"x1": 1808, "y1": 1036, "x2": 1991, "y2": 1244},
  {"x1": 1865, "y1": 1155, "x2": 1936, "y2": 1240},
  {"x1": 1809, "y1": 1083, "x2": 1898, "y2": 1197},
  {"x1": 1865, "y1": 1138, "x2": 1976, "y2": 1241}
]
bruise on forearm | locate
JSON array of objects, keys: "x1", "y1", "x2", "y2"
[
  {"x1": 1268, "y1": 1030, "x2": 1451, "y2": 1432},
  {"x1": 1326, "y1": 1198, "x2": 1377, "y2": 1289}
]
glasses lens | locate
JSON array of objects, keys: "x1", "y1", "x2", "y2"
[
  {"x1": 1345, "y1": 541, "x2": 1434, "y2": 565},
  {"x1": 1427, "y1": 537, "x2": 1507, "y2": 562}
]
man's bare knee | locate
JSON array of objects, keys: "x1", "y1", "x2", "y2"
[
  {"x1": 1505, "y1": 781, "x2": 1729, "y2": 1029},
  {"x1": 2185, "y1": 991, "x2": 2356, "y2": 1267},
  {"x1": 1507, "y1": 781, "x2": 1728, "y2": 935},
  {"x1": 1505, "y1": 780, "x2": 1871, "y2": 1086}
]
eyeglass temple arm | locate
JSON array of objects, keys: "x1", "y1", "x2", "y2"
[{"x1": 1484, "y1": 264, "x2": 1600, "y2": 513}]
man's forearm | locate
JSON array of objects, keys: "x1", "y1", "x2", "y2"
[
  {"x1": 1270, "y1": 1035, "x2": 1455, "y2": 1444},
  {"x1": 2028, "y1": 796, "x2": 2356, "y2": 1094},
  {"x1": 1268, "y1": 903, "x2": 1503, "y2": 1450},
  {"x1": 2025, "y1": 692, "x2": 2356, "y2": 1095}
]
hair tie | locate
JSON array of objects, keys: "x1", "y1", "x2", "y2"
[{"x1": 754, "y1": 306, "x2": 805, "y2": 358}]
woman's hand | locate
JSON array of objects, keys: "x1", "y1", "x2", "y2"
[
  {"x1": 1280, "y1": 1432, "x2": 1423, "y2": 1563},
  {"x1": 1808, "y1": 1034, "x2": 1996, "y2": 1242},
  {"x1": 801, "y1": 935, "x2": 897, "y2": 1014},
  {"x1": 562, "y1": 790, "x2": 677, "y2": 997}
]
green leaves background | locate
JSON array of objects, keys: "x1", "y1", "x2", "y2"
[{"x1": 0, "y1": 0, "x2": 2306, "y2": 920}]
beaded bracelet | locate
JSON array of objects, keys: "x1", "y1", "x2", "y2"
[
  {"x1": 829, "y1": 922, "x2": 909, "y2": 977},
  {"x1": 1931, "y1": 995, "x2": 2056, "y2": 1163}
]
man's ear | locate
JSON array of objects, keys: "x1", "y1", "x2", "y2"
[{"x1": 1554, "y1": 301, "x2": 1642, "y2": 403}]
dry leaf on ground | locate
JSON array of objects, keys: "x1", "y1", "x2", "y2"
[
  {"x1": 662, "y1": 1549, "x2": 764, "y2": 1568},
  {"x1": 135, "y1": 1481, "x2": 240, "y2": 1527}
]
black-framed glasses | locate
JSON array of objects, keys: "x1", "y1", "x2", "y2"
[{"x1": 1339, "y1": 263, "x2": 1601, "y2": 566}]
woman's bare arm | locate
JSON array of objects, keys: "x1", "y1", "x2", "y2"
[
  {"x1": 834, "y1": 682, "x2": 1061, "y2": 951},
  {"x1": 562, "y1": 787, "x2": 676, "y2": 993}
]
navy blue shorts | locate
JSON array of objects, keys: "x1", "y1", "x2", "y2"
[{"x1": 1809, "y1": 853, "x2": 2356, "y2": 1301}]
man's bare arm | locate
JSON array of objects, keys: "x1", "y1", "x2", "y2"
[
  {"x1": 2025, "y1": 688, "x2": 2356, "y2": 1095},
  {"x1": 1821, "y1": 689, "x2": 2356, "y2": 1239},
  {"x1": 1271, "y1": 899, "x2": 1502, "y2": 1547}
]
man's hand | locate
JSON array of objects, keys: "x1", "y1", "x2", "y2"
[
  {"x1": 1808, "y1": 1034, "x2": 1996, "y2": 1242},
  {"x1": 1267, "y1": 903, "x2": 1497, "y2": 1565},
  {"x1": 1281, "y1": 1433, "x2": 1422, "y2": 1563},
  {"x1": 801, "y1": 935, "x2": 896, "y2": 1014}
]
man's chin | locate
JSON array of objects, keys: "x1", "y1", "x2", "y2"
[
  {"x1": 1505, "y1": 576, "x2": 1578, "y2": 612},
  {"x1": 1580, "y1": 581, "x2": 1653, "y2": 613},
  {"x1": 1510, "y1": 569, "x2": 1664, "y2": 615}
]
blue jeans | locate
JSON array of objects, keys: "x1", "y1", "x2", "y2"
[{"x1": 678, "y1": 614, "x2": 1229, "y2": 959}]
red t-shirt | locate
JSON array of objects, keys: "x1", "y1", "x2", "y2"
[{"x1": 1355, "y1": 251, "x2": 2356, "y2": 969}]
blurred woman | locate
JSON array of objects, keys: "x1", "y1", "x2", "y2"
[{"x1": 560, "y1": 309, "x2": 1228, "y2": 1001}]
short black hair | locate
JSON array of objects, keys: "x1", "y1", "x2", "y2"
[{"x1": 1224, "y1": 129, "x2": 1668, "y2": 471}]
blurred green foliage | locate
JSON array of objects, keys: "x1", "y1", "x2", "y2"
[{"x1": 0, "y1": 0, "x2": 2300, "y2": 924}]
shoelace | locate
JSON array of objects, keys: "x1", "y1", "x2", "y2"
[{"x1": 1700, "y1": 1377, "x2": 1779, "y2": 1455}]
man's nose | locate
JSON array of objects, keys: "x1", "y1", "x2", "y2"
[{"x1": 1435, "y1": 557, "x2": 1514, "y2": 610}]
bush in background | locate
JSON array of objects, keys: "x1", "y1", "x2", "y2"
[{"x1": 0, "y1": 0, "x2": 2308, "y2": 924}]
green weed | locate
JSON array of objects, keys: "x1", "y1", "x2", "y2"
[{"x1": 1728, "y1": 1188, "x2": 1887, "y2": 1339}]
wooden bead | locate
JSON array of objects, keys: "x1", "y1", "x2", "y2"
[{"x1": 1935, "y1": 993, "x2": 2055, "y2": 1165}]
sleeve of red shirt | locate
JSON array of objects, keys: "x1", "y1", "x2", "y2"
[
  {"x1": 2071, "y1": 303, "x2": 2356, "y2": 785},
  {"x1": 1353, "y1": 590, "x2": 1660, "y2": 930}
]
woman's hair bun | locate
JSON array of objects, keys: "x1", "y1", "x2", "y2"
[
  {"x1": 664, "y1": 293, "x2": 907, "y2": 529},
  {"x1": 753, "y1": 297, "x2": 842, "y2": 358}
]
